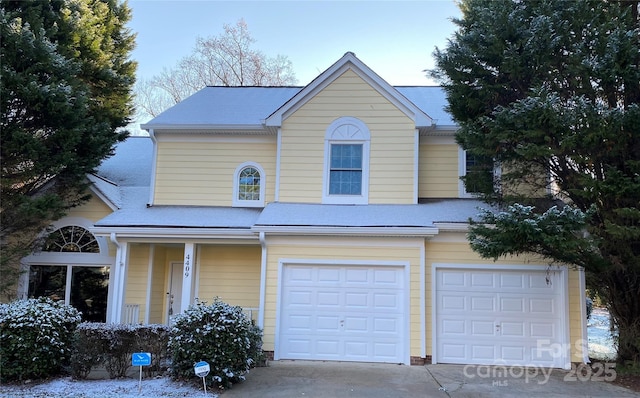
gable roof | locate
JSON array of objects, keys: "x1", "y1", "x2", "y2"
[
  {"x1": 265, "y1": 52, "x2": 433, "y2": 128},
  {"x1": 141, "y1": 53, "x2": 454, "y2": 132}
]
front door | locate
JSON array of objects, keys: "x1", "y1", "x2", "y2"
[{"x1": 167, "y1": 262, "x2": 183, "y2": 323}]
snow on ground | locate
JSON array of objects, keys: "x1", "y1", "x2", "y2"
[
  {"x1": 1, "y1": 308, "x2": 619, "y2": 397},
  {"x1": 0, "y1": 375, "x2": 218, "y2": 398},
  {"x1": 588, "y1": 307, "x2": 617, "y2": 361}
]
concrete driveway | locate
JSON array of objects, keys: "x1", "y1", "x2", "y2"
[{"x1": 222, "y1": 360, "x2": 638, "y2": 397}]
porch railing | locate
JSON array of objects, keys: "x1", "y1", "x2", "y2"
[
  {"x1": 124, "y1": 304, "x2": 140, "y2": 324},
  {"x1": 242, "y1": 307, "x2": 259, "y2": 323}
]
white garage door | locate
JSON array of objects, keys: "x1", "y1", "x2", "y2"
[
  {"x1": 436, "y1": 267, "x2": 566, "y2": 368},
  {"x1": 279, "y1": 264, "x2": 406, "y2": 363}
]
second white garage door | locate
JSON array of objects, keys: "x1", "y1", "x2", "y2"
[
  {"x1": 435, "y1": 267, "x2": 567, "y2": 368},
  {"x1": 278, "y1": 264, "x2": 406, "y2": 363}
]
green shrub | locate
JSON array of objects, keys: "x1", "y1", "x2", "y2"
[
  {"x1": 0, "y1": 298, "x2": 81, "y2": 381},
  {"x1": 71, "y1": 323, "x2": 170, "y2": 379},
  {"x1": 169, "y1": 299, "x2": 263, "y2": 389}
]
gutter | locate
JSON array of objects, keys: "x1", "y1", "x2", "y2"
[
  {"x1": 251, "y1": 225, "x2": 439, "y2": 237},
  {"x1": 93, "y1": 227, "x2": 257, "y2": 239}
]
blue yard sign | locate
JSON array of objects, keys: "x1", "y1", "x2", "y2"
[
  {"x1": 133, "y1": 352, "x2": 152, "y2": 393},
  {"x1": 132, "y1": 352, "x2": 152, "y2": 367}
]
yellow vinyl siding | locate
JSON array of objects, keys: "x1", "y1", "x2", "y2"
[
  {"x1": 279, "y1": 70, "x2": 415, "y2": 204},
  {"x1": 419, "y1": 143, "x2": 459, "y2": 198},
  {"x1": 568, "y1": 270, "x2": 586, "y2": 361},
  {"x1": 154, "y1": 140, "x2": 276, "y2": 206},
  {"x1": 262, "y1": 237, "x2": 423, "y2": 357},
  {"x1": 424, "y1": 234, "x2": 584, "y2": 363},
  {"x1": 67, "y1": 194, "x2": 113, "y2": 222},
  {"x1": 66, "y1": 195, "x2": 117, "y2": 256},
  {"x1": 124, "y1": 243, "x2": 151, "y2": 323},
  {"x1": 197, "y1": 245, "x2": 261, "y2": 308}
]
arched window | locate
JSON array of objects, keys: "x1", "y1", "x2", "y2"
[
  {"x1": 43, "y1": 225, "x2": 100, "y2": 253},
  {"x1": 323, "y1": 117, "x2": 371, "y2": 204},
  {"x1": 21, "y1": 221, "x2": 111, "y2": 322},
  {"x1": 233, "y1": 162, "x2": 266, "y2": 207}
]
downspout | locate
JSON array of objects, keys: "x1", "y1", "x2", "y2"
[{"x1": 258, "y1": 231, "x2": 267, "y2": 329}]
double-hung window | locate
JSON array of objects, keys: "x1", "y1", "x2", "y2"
[
  {"x1": 323, "y1": 117, "x2": 370, "y2": 204},
  {"x1": 459, "y1": 148, "x2": 495, "y2": 197},
  {"x1": 329, "y1": 144, "x2": 363, "y2": 195}
]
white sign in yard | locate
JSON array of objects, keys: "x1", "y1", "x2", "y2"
[
  {"x1": 194, "y1": 361, "x2": 211, "y2": 395},
  {"x1": 194, "y1": 361, "x2": 210, "y2": 377}
]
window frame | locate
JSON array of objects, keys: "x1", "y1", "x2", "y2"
[
  {"x1": 233, "y1": 162, "x2": 266, "y2": 207},
  {"x1": 458, "y1": 148, "x2": 499, "y2": 197},
  {"x1": 323, "y1": 117, "x2": 370, "y2": 205}
]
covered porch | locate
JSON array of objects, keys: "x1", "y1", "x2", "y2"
[{"x1": 102, "y1": 236, "x2": 264, "y2": 327}]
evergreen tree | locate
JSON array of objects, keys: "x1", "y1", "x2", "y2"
[
  {"x1": 432, "y1": 0, "x2": 640, "y2": 366},
  {"x1": 0, "y1": 0, "x2": 136, "y2": 297}
]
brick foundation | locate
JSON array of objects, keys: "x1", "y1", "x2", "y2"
[{"x1": 410, "y1": 355, "x2": 432, "y2": 365}]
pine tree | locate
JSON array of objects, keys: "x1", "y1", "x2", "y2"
[
  {"x1": 0, "y1": 0, "x2": 136, "y2": 296},
  {"x1": 432, "y1": 0, "x2": 640, "y2": 366}
]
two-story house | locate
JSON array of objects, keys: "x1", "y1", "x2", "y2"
[{"x1": 19, "y1": 52, "x2": 588, "y2": 369}]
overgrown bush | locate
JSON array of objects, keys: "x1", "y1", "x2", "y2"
[
  {"x1": 71, "y1": 323, "x2": 170, "y2": 379},
  {"x1": 0, "y1": 298, "x2": 81, "y2": 381},
  {"x1": 169, "y1": 299, "x2": 263, "y2": 389}
]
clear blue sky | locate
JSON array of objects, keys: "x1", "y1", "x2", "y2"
[{"x1": 127, "y1": 0, "x2": 462, "y2": 87}]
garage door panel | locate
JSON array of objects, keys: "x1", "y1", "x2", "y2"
[
  {"x1": 436, "y1": 268, "x2": 565, "y2": 368},
  {"x1": 471, "y1": 320, "x2": 495, "y2": 335},
  {"x1": 280, "y1": 264, "x2": 405, "y2": 363},
  {"x1": 501, "y1": 346, "x2": 525, "y2": 361},
  {"x1": 472, "y1": 345, "x2": 496, "y2": 361},
  {"x1": 530, "y1": 322, "x2": 555, "y2": 338},
  {"x1": 471, "y1": 296, "x2": 495, "y2": 311}
]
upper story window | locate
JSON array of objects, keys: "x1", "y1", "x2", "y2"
[
  {"x1": 233, "y1": 162, "x2": 265, "y2": 207},
  {"x1": 323, "y1": 117, "x2": 370, "y2": 204},
  {"x1": 459, "y1": 148, "x2": 495, "y2": 197}
]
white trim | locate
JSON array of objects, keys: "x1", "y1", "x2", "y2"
[
  {"x1": 180, "y1": 243, "x2": 195, "y2": 313},
  {"x1": 92, "y1": 227, "x2": 257, "y2": 240},
  {"x1": 275, "y1": 258, "x2": 411, "y2": 365},
  {"x1": 144, "y1": 244, "x2": 154, "y2": 324},
  {"x1": 458, "y1": 147, "x2": 469, "y2": 198},
  {"x1": 432, "y1": 222, "x2": 470, "y2": 232},
  {"x1": 322, "y1": 117, "x2": 371, "y2": 205},
  {"x1": 253, "y1": 225, "x2": 438, "y2": 237},
  {"x1": 141, "y1": 124, "x2": 267, "y2": 132},
  {"x1": 458, "y1": 148, "x2": 500, "y2": 198},
  {"x1": 275, "y1": 128, "x2": 282, "y2": 202},
  {"x1": 194, "y1": 245, "x2": 201, "y2": 302},
  {"x1": 265, "y1": 235, "x2": 426, "y2": 248},
  {"x1": 420, "y1": 242, "x2": 426, "y2": 358},
  {"x1": 431, "y1": 263, "x2": 570, "y2": 369},
  {"x1": 258, "y1": 232, "x2": 267, "y2": 329},
  {"x1": 152, "y1": 132, "x2": 275, "y2": 143},
  {"x1": 19, "y1": 218, "x2": 114, "y2": 301},
  {"x1": 413, "y1": 129, "x2": 419, "y2": 204},
  {"x1": 148, "y1": 129, "x2": 158, "y2": 205},
  {"x1": 89, "y1": 185, "x2": 118, "y2": 211},
  {"x1": 233, "y1": 162, "x2": 266, "y2": 207}
]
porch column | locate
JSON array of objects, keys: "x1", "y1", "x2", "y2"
[
  {"x1": 180, "y1": 243, "x2": 195, "y2": 313},
  {"x1": 108, "y1": 234, "x2": 128, "y2": 323}
]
